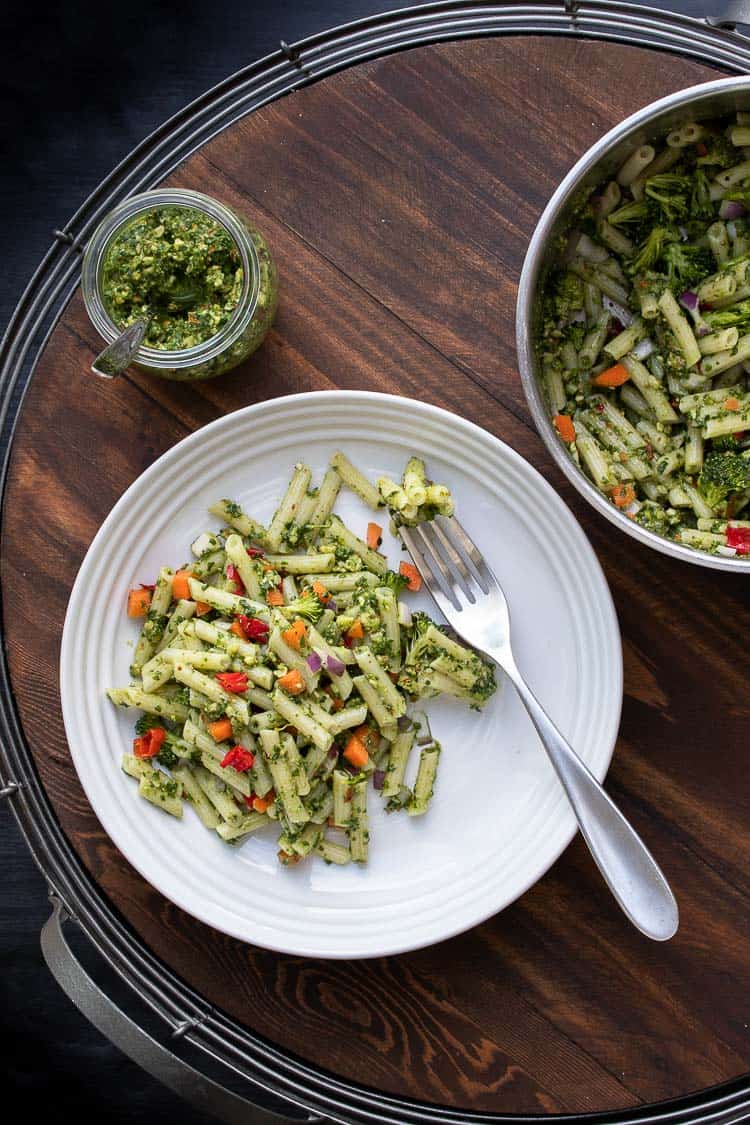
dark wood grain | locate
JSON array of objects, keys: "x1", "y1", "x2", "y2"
[{"x1": 2, "y1": 35, "x2": 748, "y2": 1116}]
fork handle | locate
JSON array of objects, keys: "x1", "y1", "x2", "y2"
[{"x1": 502, "y1": 661, "x2": 678, "y2": 941}]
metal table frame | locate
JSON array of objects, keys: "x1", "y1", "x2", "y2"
[{"x1": 3, "y1": 3, "x2": 750, "y2": 1122}]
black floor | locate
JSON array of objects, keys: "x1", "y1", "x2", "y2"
[{"x1": 0, "y1": 0, "x2": 725, "y2": 1119}]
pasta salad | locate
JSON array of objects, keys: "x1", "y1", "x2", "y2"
[
  {"x1": 107, "y1": 453, "x2": 496, "y2": 867},
  {"x1": 539, "y1": 112, "x2": 750, "y2": 558}
]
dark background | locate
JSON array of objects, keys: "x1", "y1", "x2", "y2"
[{"x1": 0, "y1": 0, "x2": 728, "y2": 1120}]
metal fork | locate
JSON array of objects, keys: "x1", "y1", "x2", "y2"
[{"x1": 399, "y1": 514, "x2": 679, "y2": 942}]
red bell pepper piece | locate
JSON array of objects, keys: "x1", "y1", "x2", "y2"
[
  {"x1": 225, "y1": 563, "x2": 244, "y2": 594},
  {"x1": 133, "y1": 727, "x2": 166, "y2": 758},
  {"x1": 220, "y1": 745, "x2": 255, "y2": 772},
  {"x1": 236, "y1": 615, "x2": 269, "y2": 643},
  {"x1": 727, "y1": 526, "x2": 750, "y2": 555},
  {"x1": 246, "y1": 546, "x2": 265, "y2": 558},
  {"x1": 215, "y1": 671, "x2": 249, "y2": 694}
]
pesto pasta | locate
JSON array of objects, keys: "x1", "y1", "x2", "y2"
[
  {"x1": 539, "y1": 111, "x2": 750, "y2": 559},
  {"x1": 108, "y1": 454, "x2": 496, "y2": 867}
]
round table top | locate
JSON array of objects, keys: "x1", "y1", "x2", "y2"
[{"x1": 3, "y1": 33, "x2": 749, "y2": 1118}]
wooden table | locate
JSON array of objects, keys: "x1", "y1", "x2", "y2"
[{"x1": 3, "y1": 34, "x2": 749, "y2": 1119}]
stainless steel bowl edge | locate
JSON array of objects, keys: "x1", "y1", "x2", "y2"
[{"x1": 516, "y1": 75, "x2": 750, "y2": 573}]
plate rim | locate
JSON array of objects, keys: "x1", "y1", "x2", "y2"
[{"x1": 60, "y1": 389, "x2": 623, "y2": 957}]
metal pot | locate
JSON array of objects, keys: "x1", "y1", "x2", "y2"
[{"x1": 516, "y1": 74, "x2": 750, "y2": 573}]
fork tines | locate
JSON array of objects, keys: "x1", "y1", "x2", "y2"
[{"x1": 399, "y1": 516, "x2": 491, "y2": 613}]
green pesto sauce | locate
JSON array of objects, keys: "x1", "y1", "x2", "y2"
[{"x1": 101, "y1": 206, "x2": 243, "y2": 350}]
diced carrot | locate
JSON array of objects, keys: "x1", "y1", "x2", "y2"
[
  {"x1": 331, "y1": 697, "x2": 345, "y2": 712},
  {"x1": 195, "y1": 601, "x2": 212, "y2": 616},
  {"x1": 399, "y1": 561, "x2": 422, "y2": 591},
  {"x1": 346, "y1": 619, "x2": 365, "y2": 642},
  {"x1": 311, "y1": 580, "x2": 331, "y2": 605},
  {"x1": 127, "y1": 588, "x2": 152, "y2": 618},
  {"x1": 724, "y1": 396, "x2": 741, "y2": 411},
  {"x1": 229, "y1": 620, "x2": 246, "y2": 638},
  {"x1": 553, "y1": 414, "x2": 576, "y2": 443},
  {"x1": 277, "y1": 668, "x2": 306, "y2": 695},
  {"x1": 207, "y1": 718, "x2": 233, "y2": 742},
  {"x1": 278, "y1": 850, "x2": 302, "y2": 866},
  {"x1": 266, "y1": 588, "x2": 285, "y2": 606},
  {"x1": 172, "y1": 569, "x2": 194, "y2": 600},
  {"x1": 353, "y1": 724, "x2": 379, "y2": 752},
  {"x1": 281, "y1": 618, "x2": 307, "y2": 651},
  {"x1": 253, "y1": 791, "x2": 274, "y2": 814},
  {"x1": 366, "y1": 522, "x2": 383, "y2": 550},
  {"x1": 592, "y1": 363, "x2": 630, "y2": 388},
  {"x1": 343, "y1": 735, "x2": 369, "y2": 769},
  {"x1": 610, "y1": 483, "x2": 636, "y2": 509}
]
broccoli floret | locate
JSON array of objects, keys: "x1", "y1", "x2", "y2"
[
  {"x1": 628, "y1": 227, "x2": 677, "y2": 275},
  {"x1": 550, "y1": 270, "x2": 585, "y2": 322},
  {"x1": 704, "y1": 290, "x2": 750, "y2": 335},
  {"x1": 704, "y1": 298, "x2": 750, "y2": 332},
  {"x1": 381, "y1": 569, "x2": 410, "y2": 596},
  {"x1": 633, "y1": 502, "x2": 681, "y2": 538},
  {"x1": 402, "y1": 611, "x2": 438, "y2": 668},
  {"x1": 698, "y1": 451, "x2": 750, "y2": 510},
  {"x1": 711, "y1": 433, "x2": 741, "y2": 452},
  {"x1": 644, "y1": 174, "x2": 691, "y2": 223},
  {"x1": 697, "y1": 134, "x2": 737, "y2": 169},
  {"x1": 410, "y1": 610, "x2": 435, "y2": 638},
  {"x1": 606, "y1": 200, "x2": 651, "y2": 227},
  {"x1": 157, "y1": 746, "x2": 179, "y2": 769},
  {"x1": 281, "y1": 590, "x2": 325, "y2": 623},
  {"x1": 690, "y1": 168, "x2": 715, "y2": 220},
  {"x1": 663, "y1": 241, "x2": 714, "y2": 291}
]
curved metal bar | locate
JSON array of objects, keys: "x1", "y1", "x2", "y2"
[
  {"x1": 41, "y1": 896, "x2": 317, "y2": 1125},
  {"x1": 2, "y1": 4, "x2": 750, "y2": 1124}
]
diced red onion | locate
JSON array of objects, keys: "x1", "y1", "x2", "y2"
[
  {"x1": 726, "y1": 220, "x2": 738, "y2": 240},
  {"x1": 720, "y1": 199, "x2": 746, "y2": 221},
  {"x1": 632, "y1": 337, "x2": 655, "y2": 361},
  {"x1": 602, "y1": 295, "x2": 634, "y2": 326},
  {"x1": 327, "y1": 746, "x2": 339, "y2": 759},
  {"x1": 679, "y1": 290, "x2": 699, "y2": 311},
  {"x1": 326, "y1": 653, "x2": 346, "y2": 677},
  {"x1": 306, "y1": 651, "x2": 322, "y2": 673},
  {"x1": 570, "y1": 308, "x2": 587, "y2": 324},
  {"x1": 697, "y1": 323, "x2": 711, "y2": 337},
  {"x1": 373, "y1": 770, "x2": 386, "y2": 791},
  {"x1": 327, "y1": 599, "x2": 338, "y2": 613},
  {"x1": 396, "y1": 715, "x2": 413, "y2": 732}
]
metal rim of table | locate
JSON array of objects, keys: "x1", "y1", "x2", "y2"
[{"x1": 3, "y1": 4, "x2": 750, "y2": 1123}]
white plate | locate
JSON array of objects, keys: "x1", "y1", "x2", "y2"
[{"x1": 60, "y1": 391, "x2": 622, "y2": 958}]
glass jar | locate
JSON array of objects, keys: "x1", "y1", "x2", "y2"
[{"x1": 81, "y1": 188, "x2": 278, "y2": 381}]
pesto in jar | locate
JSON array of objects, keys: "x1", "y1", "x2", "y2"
[{"x1": 100, "y1": 205, "x2": 243, "y2": 350}]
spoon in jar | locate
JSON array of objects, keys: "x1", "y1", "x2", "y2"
[{"x1": 91, "y1": 317, "x2": 150, "y2": 380}]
